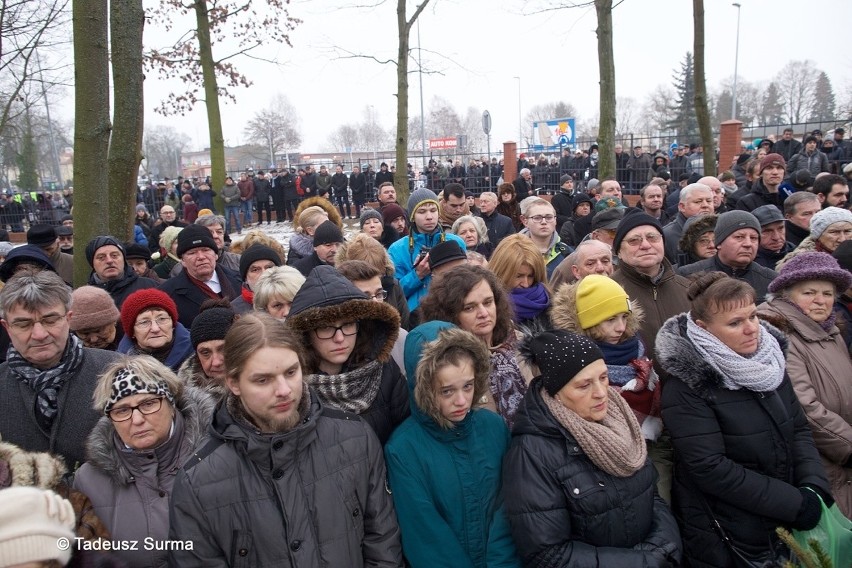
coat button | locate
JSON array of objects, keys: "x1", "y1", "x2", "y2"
[
  {"x1": 290, "y1": 540, "x2": 301, "y2": 551},
  {"x1": 352, "y1": 508, "x2": 360, "y2": 517},
  {"x1": 238, "y1": 548, "x2": 248, "y2": 557},
  {"x1": 573, "y1": 488, "x2": 580, "y2": 495},
  {"x1": 272, "y1": 469, "x2": 283, "y2": 480},
  {"x1": 572, "y1": 446, "x2": 579, "y2": 452},
  {"x1": 159, "y1": 491, "x2": 166, "y2": 498},
  {"x1": 273, "y1": 440, "x2": 283, "y2": 451}
]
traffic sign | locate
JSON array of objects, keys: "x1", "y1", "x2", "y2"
[{"x1": 482, "y1": 111, "x2": 492, "y2": 135}]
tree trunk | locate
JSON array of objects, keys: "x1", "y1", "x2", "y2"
[
  {"x1": 595, "y1": 0, "x2": 615, "y2": 180},
  {"x1": 108, "y1": 0, "x2": 145, "y2": 241},
  {"x1": 394, "y1": 0, "x2": 410, "y2": 205},
  {"x1": 693, "y1": 0, "x2": 715, "y2": 176},
  {"x1": 73, "y1": 0, "x2": 111, "y2": 286},
  {"x1": 194, "y1": 0, "x2": 226, "y2": 213}
]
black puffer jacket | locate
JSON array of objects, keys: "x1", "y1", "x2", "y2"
[
  {"x1": 656, "y1": 315, "x2": 830, "y2": 568},
  {"x1": 503, "y1": 378, "x2": 682, "y2": 568}
]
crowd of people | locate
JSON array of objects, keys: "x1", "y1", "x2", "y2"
[{"x1": 0, "y1": 127, "x2": 851, "y2": 567}]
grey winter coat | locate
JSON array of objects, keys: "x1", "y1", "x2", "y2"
[
  {"x1": 73, "y1": 386, "x2": 215, "y2": 568},
  {"x1": 168, "y1": 390, "x2": 404, "y2": 567}
]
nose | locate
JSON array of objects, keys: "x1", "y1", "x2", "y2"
[
  {"x1": 130, "y1": 407, "x2": 147, "y2": 424},
  {"x1": 274, "y1": 376, "x2": 292, "y2": 398},
  {"x1": 211, "y1": 352, "x2": 224, "y2": 369},
  {"x1": 591, "y1": 380, "x2": 607, "y2": 399},
  {"x1": 332, "y1": 328, "x2": 346, "y2": 342},
  {"x1": 476, "y1": 305, "x2": 489, "y2": 318},
  {"x1": 30, "y1": 322, "x2": 50, "y2": 339},
  {"x1": 454, "y1": 391, "x2": 467, "y2": 407},
  {"x1": 614, "y1": 319, "x2": 627, "y2": 336}
]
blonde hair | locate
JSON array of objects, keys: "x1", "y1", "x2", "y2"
[
  {"x1": 334, "y1": 233, "x2": 395, "y2": 275},
  {"x1": 296, "y1": 206, "x2": 329, "y2": 234},
  {"x1": 253, "y1": 266, "x2": 306, "y2": 311},
  {"x1": 93, "y1": 355, "x2": 183, "y2": 412},
  {"x1": 229, "y1": 230, "x2": 286, "y2": 262},
  {"x1": 488, "y1": 234, "x2": 547, "y2": 291}
]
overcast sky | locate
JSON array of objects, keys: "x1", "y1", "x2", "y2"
[{"x1": 54, "y1": 0, "x2": 852, "y2": 156}]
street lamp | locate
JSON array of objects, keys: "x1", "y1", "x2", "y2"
[
  {"x1": 513, "y1": 76, "x2": 522, "y2": 147},
  {"x1": 731, "y1": 3, "x2": 741, "y2": 120}
]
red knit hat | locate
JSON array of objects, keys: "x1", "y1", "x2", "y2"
[{"x1": 120, "y1": 288, "x2": 178, "y2": 337}]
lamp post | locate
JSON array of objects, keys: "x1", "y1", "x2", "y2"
[
  {"x1": 513, "y1": 76, "x2": 522, "y2": 148},
  {"x1": 731, "y1": 2, "x2": 741, "y2": 120}
]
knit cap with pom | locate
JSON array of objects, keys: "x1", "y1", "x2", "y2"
[{"x1": 575, "y1": 274, "x2": 631, "y2": 330}]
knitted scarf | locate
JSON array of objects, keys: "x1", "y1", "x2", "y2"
[
  {"x1": 8, "y1": 334, "x2": 85, "y2": 432},
  {"x1": 596, "y1": 336, "x2": 639, "y2": 386},
  {"x1": 542, "y1": 385, "x2": 647, "y2": 478},
  {"x1": 509, "y1": 283, "x2": 550, "y2": 322},
  {"x1": 489, "y1": 346, "x2": 528, "y2": 429},
  {"x1": 305, "y1": 359, "x2": 383, "y2": 414},
  {"x1": 241, "y1": 285, "x2": 254, "y2": 307},
  {"x1": 686, "y1": 314, "x2": 785, "y2": 392},
  {"x1": 778, "y1": 296, "x2": 837, "y2": 332}
]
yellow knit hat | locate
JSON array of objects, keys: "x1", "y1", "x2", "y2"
[{"x1": 576, "y1": 274, "x2": 630, "y2": 329}]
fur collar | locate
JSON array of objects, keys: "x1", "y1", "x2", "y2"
[
  {"x1": 550, "y1": 279, "x2": 644, "y2": 339},
  {"x1": 83, "y1": 385, "x2": 215, "y2": 483},
  {"x1": 655, "y1": 314, "x2": 788, "y2": 400},
  {"x1": 0, "y1": 441, "x2": 66, "y2": 488},
  {"x1": 177, "y1": 354, "x2": 228, "y2": 400}
]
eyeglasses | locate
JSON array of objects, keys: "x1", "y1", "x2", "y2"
[
  {"x1": 134, "y1": 316, "x2": 172, "y2": 330},
  {"x1": 6, "y1": 313, "x2": 67, "y2": 331},
  {"x1": 365, "y1": 290, "x2": 388, "y2": 301},
  {"x1": 697, "y1": 237, "x2": 715, "y2": 247},
  {"x1": 107, "y1": 397, "x2": 164, "y2": 422},
  {"x1": 528, "y1": 214, "x2": 556, "y2": 223},
  {"x1": 314, "y1": 321, "x2": 359, "y2": 339},
  {"x1": 623, "y1": 233, "x2": 663, "y2": 247}
]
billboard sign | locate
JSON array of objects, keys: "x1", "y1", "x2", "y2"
[
  {"x1": 429, "y1": 137, "x2": 458, "y2": 150},
  {"x1": 531, "y1": 117, "x2": 576, "y2": 152}
]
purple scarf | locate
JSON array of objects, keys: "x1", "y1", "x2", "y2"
[{"x1": 509, "y1": 283, "x2": 550, "y2": 322}]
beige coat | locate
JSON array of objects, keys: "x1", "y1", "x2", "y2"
[{"x1": 757, "y1": 298, "x2": 852, "y2": 516}]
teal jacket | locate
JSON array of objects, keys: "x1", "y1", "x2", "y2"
[{"x1": 384, "y1": 321, "x2": 520, "y2": 568}]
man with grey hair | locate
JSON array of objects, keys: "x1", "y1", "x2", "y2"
[
  {"x1": 476, "y1": 191, "x2": 515, "y2": 246},
  {"x1": 662, "y1": 183, "x2": 714, "y2": 263},
  {"x1": 0, "y1": 270, "x2": 120, "y2": 469},
  {"x1": 513, "y1": 167, "x2": 534, "y2": 200},
  {"x1": 170, "y1": 214, "x2": 241, "y2": 277},
  {"x1": 783, "y1": 191, "x2": 821, "y2": 246},
  {"x1": 549, "y1": 239, "x2": 613, "y2": 289}
]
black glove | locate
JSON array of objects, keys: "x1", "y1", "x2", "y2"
[{"x1": 792, "y1": 487, "x2": 822, "y2": 530}]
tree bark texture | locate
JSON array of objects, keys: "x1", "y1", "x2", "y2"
[
  {"x1": 73, "y1": 0, "x2": 111, "y2": 286},
  {"x1": 394, "y1": 0, "x2": 410, "y2": 205},
  {"x1": 693, "y1": 0, "x2": 716, "y2": 176},
  {"x1": 108, "y1": 0, "x2": 145, "y2": 240},
  {"x1": 595, "y1": 0, "x2": 616, "y2": 180}
]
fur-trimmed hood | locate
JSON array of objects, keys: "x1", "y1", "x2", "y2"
[
  {"x1": 177, "y1": 354, "x2": 228, "y2": 400},
  {"x1": 678, "y1": 214, "x2": 717, "y2": 260},
  {"x1": 655, "y1": 313, "x2": 787, "y2": 400},
  {"x1": 82, "y1": 385, "x2": 215, "y2": 484},
  {"x1": 776, "y1": 236, "x2": 817, "y2": 271},
  {"x1": 293, "y1": 196, "x2": 343, "y2": 230},
  {"x1": 0, "y1": 440, "x2": 66, "y2": 488},
  {"x1": 550, "y1": 279, "x2": 644, "y2": 339}
]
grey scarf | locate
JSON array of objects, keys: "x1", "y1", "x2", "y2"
[{"x1": 306, "y1": 359, "x2": 383, "y2": 414}]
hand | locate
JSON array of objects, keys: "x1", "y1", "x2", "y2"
[{"x1": 414, "y1": 255, "x2": 431, "y2": 279}]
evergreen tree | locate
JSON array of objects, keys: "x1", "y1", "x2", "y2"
[
  {"x1": 16, "y1": 116, "x2": 39, "y2": 192},
  {"x1": 714, "y1": 90, "x2": 733, "y2": 125},
  {"x1": 667, "y1": 52, "x2": 698, "y2": 141},
  {"x1": 761, "y1": 82, "x2": 784, "y2": 124},
  {"x1": 809, "y1": 71, "x2": 836, "y2": 122}
]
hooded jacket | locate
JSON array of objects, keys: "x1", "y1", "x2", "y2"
[
  {"x1": 757, "y1": 299, "x2": 852, "y2": 517},
  {"x1": 286, "y1": 265, "x2": 409, "y2": 445},
  {"x1": 73, "y1": 386, "x2": 215, "y2": 568},
  {"x1": 656, "y1": 315, "x2": 830, "y2": 567},
  {"x1": 502, "y1": 377, "x2": 681, "y2": 568},
  {"x1": 177, "y1": 353, "x2": 228, "y2": 401},
  {"x1": 736, "y1": 179, "x2": 785, "y2": 212},
  {"x1": 384, "y1": 323, "x2": 520, "y2": 568},
  {"x1": 168, "y1": 390, "x2": 403, "y2": 567}
]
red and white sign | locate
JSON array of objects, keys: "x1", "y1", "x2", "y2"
[{"x1": 428, "y1": 137, "x2": 458, "y2": 150}]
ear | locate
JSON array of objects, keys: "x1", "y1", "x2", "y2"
[
  {"x1": 226, "y1": 375, "x2": 241, "y2": 397},
  {"x1": 816, "y1": 193, "x2": 826, "y2": 203},
  {"x1": 694, "y1": 318, "x2": 708, "y2": 330}
]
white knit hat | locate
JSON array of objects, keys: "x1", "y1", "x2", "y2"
[
  {"x1": 810, "y1": 206, "x2": 852, "y2": 239},
  {"x1": 0, "y1": 487, "x2": 76, "y2": 566}
]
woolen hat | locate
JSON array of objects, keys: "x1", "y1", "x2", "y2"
[
  {"x1": 0, "y1": 245, "x2": 55, "y2": 282},
  {"x1": 0, "y1": 242, "x2": 14, "y2": 258},
  {"x1": 428, "y1": 240, "x2": 467, "y2": 270},
  {"x1": 518, "y1": 329, "x2": 604, "y2": 397},
  {"x1": 312, "y1": 220, "x2": 344, "y2": 246},
  {"x1": 572, "y1": 193, "x2": 593, "y2": 212},
  {"x1": 791, "y1": 169, "x2": 814, "y2": 189},
  {"x1": 239, "y1": 244, "x2": 282, "y2": 281},
  {"x1": 768, "y1": 251, "x2": 852, "y2": 294},
  {"x1": 160, "y1": 226, "x2": 183, "y2": 253},
  {"x1": 190, "y1": 306, "x2": 237, "y2": 348},
  {"x1": 26, "y1": 225, "x2": 56, "y2": 247},
  {"x1": 751, "y1": 204, "x2": 785, "y2": 227},
  {"x1": 407, "y1": 188, "x2": 439, "y2": 222},
  {"x1": 560, "y1": 174, "x2": 573, "y2": 185},
  {"x1": 576, "y1": 274, "x2": 631, "y2": 330},
  {"x1": 69, "y1": 286, "x2": 120, "y2": 331},
  {"x1": 381, "y1": 204, "x2": 406, "y2": 225},
  {"x1": 833, "y1": 240, "x2": 852, "y2": 272},
  {"x1": 123, "y1": 242, "x2": 151, "y2": 261},
  {"x1": 177, "y1": 224, "x2": 218, "y2": 257},
  {"x1": 759, "y1": 153, "x2": 786, "y2": 173},
  {"x1": 56, "y1": 226, "x2": 73, "y2": 238},
  {"x1": 85, "y1": 235, "x2": 124, "y2": 267},
  {"x1": 591, "y1": 207, "x2": 624, "y2": 232},
  {"x1": 359, "y1": 208, "x2": 384, "y2": 229},
  {"x1": 810, "y1": 207, "x2": 852, "y2": 240},
  {"x1": 613, "y1": 209, "x2": 664, "y2": 254},
  {"x1": 0, "y1": 487, "x2": 76, "y2": 566},
  {"x1": 714, "y1": 210, "x2": 760, "y2": 246},
  {"x1": 120, "y1": 288, "x2": 178, "y2": 337},
  {"x1": 595, "y1": 196, "x2": 622, "y2": 212}
]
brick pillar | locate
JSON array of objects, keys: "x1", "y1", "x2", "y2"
[
  {"x1": 719, "y1": 120, "x2": 743, "y2": 174},
  {"x1": 503, "y1": 142, "x2": 517, "y2": 186}
]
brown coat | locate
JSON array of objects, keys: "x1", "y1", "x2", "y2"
[{"x1": 757, "y1": 298, "x2": 852, "y2": 517}]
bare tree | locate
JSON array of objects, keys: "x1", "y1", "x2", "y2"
[
  {"x1": 615, "y1": 96, "x2": 641, "y2": 137},
  {"x1": 692, "y1": 0, "x2": 715, "y2": 176},
  {"x1": 244, "y1": 96, "x2": 302, "y2": 168},
  {"x1": 595, "y1": 0, "x2": 615, "y2": 179},
  {"x1": 327, "y1": 124, "x2": 360, "y2": 153},
  {"x1": 639, "y1": 84, "x2": 676, "y2": 133},
  {"x1": 143, "y1": 125, "x2": 191, "y2": 178},
  {"x1": 358, "y1": 105, "x2": 390, "y2": 156},
  {"x1": 775, "y1": 60, "x2": 820, "y2": 124}
]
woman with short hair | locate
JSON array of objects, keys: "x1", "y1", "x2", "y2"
[
  {"x1": 489, "y1": 234, "x2": 551, "y2": 328},
  {"x1": 451, "y1": 214, "x2": 493, "y2": 259},
  {"x1": 252, "y1": 265, "x2": 306, "y2": 320},
  {"x1": 118, "y1": 288, "x2": 193, "y2": 372}
]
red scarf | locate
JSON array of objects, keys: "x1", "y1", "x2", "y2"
[
  {"x1": 186, "y1": 272, "x2": 222, "y2": 301},
  {"x1": 241, "y1": 286, "x2": 254, "y2": 306}
]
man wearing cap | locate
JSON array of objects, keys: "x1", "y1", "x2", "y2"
[
  {"x1": 292, "y1": 220, "x2": 344, "y2": 277},
  {"x1": 476, "y1": 191, "x2": 514, "y2": 247},
  {"x1": 438, "y1": 183, "x2": 469, "y2": 230},
  {"x1": 519, "y1": 197, "x2": 572, "y2": 278},
  {"x1": 388, "y1": 188, "x2": 466, "y2": 311},
  {"x1": 588, "y1": 207, "x2": 623, "y2": 248},
  {"x1": 158, "y1": 224, "x2": 242, "y2": 329},
  {"x1": 678, "y1": 210, "x2": 778, "y2": 303},
  {"x1": 813, "y1": 174, "x2": 849, "y2": 210},
  {"x1": 551, "y1": 174, "x2": 576, "y2": 234},
  {"x1": 86, "y1": 236, "x2": 158, "y2": 310},
  {"x1": 27, "y1": 225, "x2": 73, "y2": 286},
  {"x1": 56, "y1": 226, "x2": 73, "y2": 255},
  {"x1": 736, "y1": 154, "x2": 788, "y2": 213},
  {"x1": 231, "y1": 244, "x2": 282, "y2": 313},
  {"x1": 752, "y1": 204, "x2": 795, "y2": 269},
  {"x1": 662, "y1": 183, "x2": 714, "y2": 263},
  {"x1": 177, "y1": 303, "x2": 237, "y2": 399},
  {"x1": 148, "y1": 205, "x2": 188, "y2": 253}
]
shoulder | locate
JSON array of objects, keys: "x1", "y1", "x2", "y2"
[{"x1": 82, "y1": 347, "x2": 121, "y2": 367}]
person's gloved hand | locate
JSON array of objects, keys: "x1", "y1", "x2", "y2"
[{"x1": 792, "y1": 487, "x2": 822, "y2": 530}]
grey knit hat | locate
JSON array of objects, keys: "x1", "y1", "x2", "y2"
[
  {"x1": 359, "y1": 208, "x2": 384, "y2": 229},
  {"x1": 406, "y1": 188, "x2": 440, "y2": 222},
  {"x1": 810, "y1": 207, "x2": 852, "y2": 240},
  {"x1": 714, "y1": 210, "x2": 760, "y2": 246}
]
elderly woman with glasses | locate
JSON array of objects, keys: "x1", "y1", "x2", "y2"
[
  {"x1": 73, "y1": 355, "x2": 215, "y2": 568},
  {"x1": 117, "y1": 288, "x2": 194, "y2": 372}
]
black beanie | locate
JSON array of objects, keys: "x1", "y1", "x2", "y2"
[
  {"x1": 239, "y1": 244, "x2": 282, "y2": 281},
  {"x1": 85, "y1": 236, "x2": 124, "y2": 267},
  {"x1": 312, "y1": 220, "x2": 344, "y2": 246},
  {"x1": 519, "y1": 330, "x2": 604, "y2": 396},
  {"x1": 177, "y1": 224, "x2": 218, "y2": 257},
  {"x1": 190, "y1": 306, "x2": 237, "y2": 348},
  {"x1": 613, "y1": 209, "x2": 664, "y2": 254}
]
